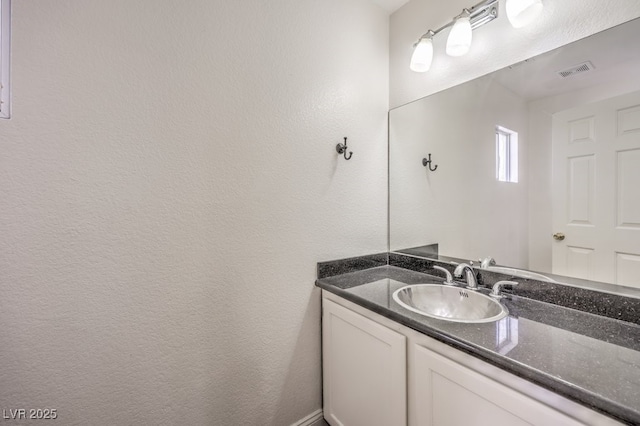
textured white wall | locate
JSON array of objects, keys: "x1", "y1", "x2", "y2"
[
  {"x1": 390, "y1": 0, "x2": 640, "y2": 108},
  {"x1": 0, "y1": 1, "x2": 389, "y2": 425}
]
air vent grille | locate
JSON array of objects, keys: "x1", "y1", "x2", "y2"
[{"x1": 557, "y1": 61, "x2": 595, "y2": 78}]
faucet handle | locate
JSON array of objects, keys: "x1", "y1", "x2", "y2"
[
  {"x1": 433, "y1": 266, "x2": 454, "y2": 285},
  {"x1": 490, "y1": 281, "x2": 519, "y2": 298},
  {"x1": 479, "y1": 257, "x2": 496, "y2": 269}
]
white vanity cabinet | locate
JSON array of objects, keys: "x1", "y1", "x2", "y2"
[
  {"x1": 410, "y1": 343, "x2": 581, "y2": 426},
  {"x1": 322, "y1": 291, "x2": 623, "y2": 426},
  {"x1": 322, "y1": 298, "x2": 407, "y2": 426}
]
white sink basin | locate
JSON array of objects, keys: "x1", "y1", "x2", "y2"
[{"x1": 392, "y1": 284, "x2": 508, "y2": 323}]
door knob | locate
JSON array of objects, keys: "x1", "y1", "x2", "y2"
[{"x1": 553, "y1": 232, "x2": 565, "y2": 241}]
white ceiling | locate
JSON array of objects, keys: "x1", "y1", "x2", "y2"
[
  {"x1": 492, "y1": 18, "x2": 640, "y2": 101},
  {"x1": 369, "y1": 0, "x2": 410, "y2": 14}
]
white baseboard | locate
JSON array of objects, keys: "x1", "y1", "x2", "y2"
[{"x1": 290, "y1": 409, "x2": 324, "y2": 426}]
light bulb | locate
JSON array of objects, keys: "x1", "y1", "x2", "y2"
[
  {"x1": 506, "y1": 0, "x2": 543, "y2": 28},
  {"x1": 410, "y1": 36, "x2": 434, "y2": 73},
  {"x1": 446, "y1": 12, "x2": 472, "y2": 57}
]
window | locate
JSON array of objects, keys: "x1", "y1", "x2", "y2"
[
  {"x1": 0, "y1": 0, "x2": 10, "y2": 118},
  {"x1": 496, "y1": 125, "x2": 518, "y2": 183}
]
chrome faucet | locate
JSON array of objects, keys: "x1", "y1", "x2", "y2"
[
  {"x1": 453, "y1": 263, "x2": 478, "y2": 290},
  {"x1": 490, "y1": 281, "x2": 519, "y2": 298},
  {"x1": 433, "y1": 265, "x2": 454, "y2": 285},
  {"x1": 479, "y1": 257, "x2": 496, "y2": 269}
]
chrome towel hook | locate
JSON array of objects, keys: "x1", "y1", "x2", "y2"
[
  {"x1": 422, "y1": 153, "x2": 438, "y2": 171},
  {"x1": 336, "y1": 137, "x2": 353, "y2": 160}
]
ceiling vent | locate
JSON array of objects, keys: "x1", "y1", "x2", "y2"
[{"x1": 557, "y1": 61, "x2": 595, "y2": 78}]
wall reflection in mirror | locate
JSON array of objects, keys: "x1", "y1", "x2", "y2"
[{"x1": 389, "y1": 18, "x2": 640, "y2": 290}]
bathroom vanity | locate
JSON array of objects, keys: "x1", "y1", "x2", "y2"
[{"x1": 316, "y1": 254, "x2": 640, "y2": 426}]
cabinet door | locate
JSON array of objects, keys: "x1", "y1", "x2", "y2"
[
  {"x1": 323, "y1": 299, "x2": 406, "y2": 426},
  {"x1": 411, "y1": 344, "x2": 582, "y2": 426}
]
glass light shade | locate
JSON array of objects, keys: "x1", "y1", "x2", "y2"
[
  {"x1": 446, "y1": 16, "x2": 472, "y2": 57},
  {"x1": 506, "y1": 0, "x2": 543, "y2": 28},
  {"x1": 410, "y1": 37, "x2": 434, "y2": 73}
]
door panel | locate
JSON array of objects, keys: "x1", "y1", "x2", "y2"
[
  {"x1": 569, "y1": 116, "x2": 595, "y2": 143},
  {"x1": 616, "y1": 252, "x2": 640, "y2": 287},
  {"x1": 566, "y1": 246, "x2": 595, "y2": 280},
  {"x1": 616, "y1": 149, "x2": 640, "y2": 228},
  {"x1": 567, "y1": 155, "x2": 595, "y2": 225},
  {"x1": 617, "y1": 104, "x2": 640, "y2": 135}
]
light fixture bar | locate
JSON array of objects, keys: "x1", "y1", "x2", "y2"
[
  {"x1": 410, "y1": 0, "x2": 543, "y2": 73},
  {"x1": 469, "y1": 2, "x2": 499, "y2": 30},
  {"x1": 415, "y1": 0, "x2": 498, "y2": 42}
]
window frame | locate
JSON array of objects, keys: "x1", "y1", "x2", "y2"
[
  {"x1": 495, "y1": 125, "x2": 519, "y2": 183},
  {"x1": 0, "y1": 0, "x2": 11, "y2": 119}
]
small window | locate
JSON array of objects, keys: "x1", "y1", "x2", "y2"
[
  {"x1": 496, "y1": 125, "x2": 518, "y2": 183},
  {"x1": 0, "y1": 0, "x2": 10, "y2": 119}
]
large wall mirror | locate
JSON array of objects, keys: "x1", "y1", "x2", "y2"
[{"x1": 389, "y1": 17, "x2": 640, "y2": 291}]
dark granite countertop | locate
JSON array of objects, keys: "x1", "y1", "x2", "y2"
[{"x1": 316, "y1": 265, "x2": 640, "y2": 425}]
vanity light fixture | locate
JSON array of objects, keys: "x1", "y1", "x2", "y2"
[
  {"x1": 410, "y1": 31, "x2": 434, "y2": 72},
  {"x1": 410, "y1": 0, "x2": 544, "y2": 73},
  {"x1": 505, "y1": 0, "x2": 543, "y2": 28},
  {"x1": 446, "y1": 9, "x2": 473, "y2": 57}
]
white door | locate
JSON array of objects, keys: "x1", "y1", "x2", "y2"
[
  {"x1": 322, "y1": 299, "x2": 407, "y2": 426},
  {"x1": 552, "y1": 90, "x2": 640, "y2": 287}
]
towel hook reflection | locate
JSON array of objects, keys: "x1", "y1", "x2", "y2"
[{"x1": 422, "y1": 153, "x2": 438, "y2": 171}]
